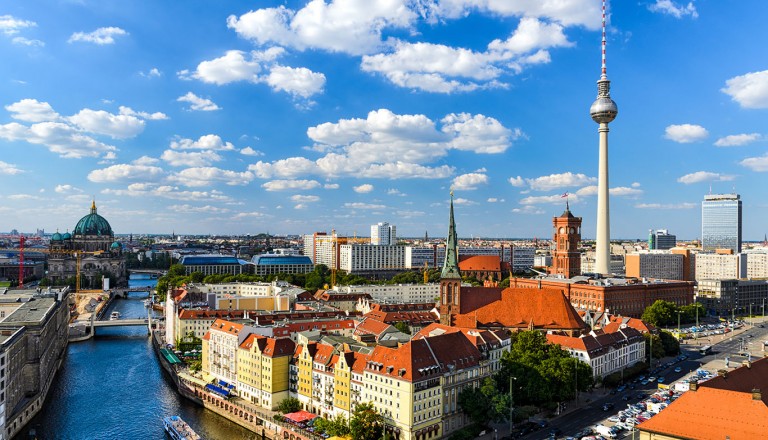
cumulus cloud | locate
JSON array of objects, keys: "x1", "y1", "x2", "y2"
[
  {"x1": 429, "y1": 0, "x2": 601, "y2": 29},
  {"x1": 291, "y1": 194, "x2": 320, "y2": 203},
  {"x1": 452, "y1": 172, "x2": 488, "y2": 190},
  {"x1": 12, "y1": 37, "x2": 44, "y2": 47},
  {"x1": 353, "y1": 184, "x2": 374, "y2": 193},
  {"x1": 721, "y1": 70, "x2": 768, "y2": 109},
  {"x1": 132, "y1": 156, "x2": 159, "y2": 166},
  {"x1": 0, "y1": 15, "x2": 36, "y2": 36},
  {"x1": 714, "y1": 133, "x2": 762, "y2": 147},
  {"x1": 227, "y1": 2, "x2": 416, "y2": 56},
  {"x1": 168, "y1": 167, "x2": 253, "y2": 187},
  {"x1": 609, "y1": 186, "x2": 643, "y2": 197},
  {"x1": 68, "y1": 27, "x2": 128, "y2": 45},
  {"x1": 452, "y1": 197, "x2": 477, "y2": 206},
  {"x1": 161, "y1": 150, "x2": 223, "y2": 167},
  {"x1": 5, "y1": 99, "x2": 59, "y2": 122},
  {"x1": 262, "y1": 179, "x2": 321, "y2": 191},
  {"x1": 664, "y1": 124, "x2": 709, "y2": 143},
  {"x1": 140, "y1": 68, "x2": 161, "y2": 78},
  {"x1": 512, "y1": 205, "x2": 545, "y2": 215},
  {"x1": 68, "y1": 108, "x2": 145, "y2": 139},
  {"x1": 102, "y1": 184, "x2": 233, "y2": 203},
  {"x1": 181, "y1": 49, "x2": 325, "y2": 100},
  {"x1": 677, "y1": 171, "x2": 736, "y2": 184},
  {"x1": 251, "y1": 109, "x2": 514, "y2": 181},
  {"x1": 520, "y1": 194, "x2": 579, "y2": 205},
  {"x1": 177, "y1": 92, "x2": 221, "y2": 111},
  {"x1": 508, "y1": 176, "x2": 525, "y2": 187},
  {"x1": 739, "y1": 153, "x2": 768, "y2": 172},
  {"x1": 324, "y1": 183, "x2": 340, "y2": 189},
  {"x1": 0, "y1": 160, "x2": 23, "y2": 175},
  {"x1": 118, "y1": 106, "x2": 168, "y2": 120},
  {"x1": 170, "y1": 135, "x2": 236, "y2": 151},
  {"x1": 0, "y1": 121, "x2": 117, "y2": 158},
  {"x1": 648, "y1": 0, "x2": 698, "y2": 19},
  {"x1": 54, "y1": 184, "x2": 82, "y2": 193},
  {"x1": 487, "y1": 197, "x2": 504, "y2": 203},
  {"x1": 526, "y1": 172, "x2": 596, "y2": 191},
  {"x1": 88, "y1": 164, "x2": 165, "y2": 183},
  {"x1": 240, "y1": 147, "x2": 264, "y2": 156}
]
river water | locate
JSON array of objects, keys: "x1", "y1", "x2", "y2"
[{"x1": 20, "y1": 274, "x2": 257, "y2": 440}]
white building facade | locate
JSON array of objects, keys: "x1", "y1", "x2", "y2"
[{"x1": 371, "y1": 222, "x2": 396, "y2": 245}]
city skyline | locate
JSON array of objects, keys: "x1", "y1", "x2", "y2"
[{"x1": 1, "y1": 1, "x2": 767, "y2": 240}]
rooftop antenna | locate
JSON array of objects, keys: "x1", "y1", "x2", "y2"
[{"x1": 601, "y1": 0, "x2": 608, "y2": 79}]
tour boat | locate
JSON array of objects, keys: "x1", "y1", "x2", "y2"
[
  {"x1": 110, "y1": 311, "x2": 120, "y2": 320},
  {"x1": 163, "y1": 415, "x2": 201, "y2": 440}
]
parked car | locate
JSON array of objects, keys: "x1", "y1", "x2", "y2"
[{"x1": 674, "y1": 367, "x2": 682, "y2": 373}]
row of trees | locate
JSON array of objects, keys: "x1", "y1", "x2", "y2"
[{"x1": 641, "y1": 300, "x2": 706, "y2": 328}]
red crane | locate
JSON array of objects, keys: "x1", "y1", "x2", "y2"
[{"x1": 18, "y1": 235, "x2": 25, "y2": 288}]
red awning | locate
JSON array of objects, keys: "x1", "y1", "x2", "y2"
[{"x1": 284, "y1": 411, "x2": 318, "y2": 423}]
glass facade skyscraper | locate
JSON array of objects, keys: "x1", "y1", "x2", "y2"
[{"x1": 702, "y1": 194, "x2": 742, "y2": 253}]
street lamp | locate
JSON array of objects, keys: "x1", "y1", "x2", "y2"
[{"x1": 509, "y1": 376, "x2": 517, "y2": 435}]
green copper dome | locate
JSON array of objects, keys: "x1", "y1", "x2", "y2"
[
  {"x1": 73, "y1": 201, "x2": 113, "y2": 237},
  {"x1": 51, "y1": 232, "x2": 63, "y2": 241},
  {"x1": 110, "y1": 241, "x2": 121, "y2": 249},
  {"x1": 62, "y1": 232, "x2": 72, "y2": 240}
]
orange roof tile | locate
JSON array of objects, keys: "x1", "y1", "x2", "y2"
[
  {"x1": 210, "y1": 318, "x2": 245, "y2": 336},
  {"x1": 354, "y1": 317, "x2": 393, "y2": 337},
  {"x1": 458, "y1": 255, "x2": 501, "y2": 272}
]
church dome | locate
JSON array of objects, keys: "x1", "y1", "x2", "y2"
[
  {"x1": 73, "y1": 201, "x2": 113, "y2": 237},
  {"x1": 111, "y1": 241, "x2": 121, "y2": 249},
  {"x1": 62, "y1": 232, "x2": 72, "y2": 240},
  {"x1": 51, "y1": 232, "x2": 63, "y2": 241}
]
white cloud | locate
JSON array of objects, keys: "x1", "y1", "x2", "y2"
[
  {"x1": 262, "y1": 179, "x2": 321, "y2": 191},
  {"x1": 664, "y1": 124, "x2": 709, "y2": 143},
  {"x1": 0, "y1": 15, "x2": 36, "y2": 36},
  {"x1": 452, "y1": 197, "x2": 476, "y2": 206},
  {"x1": 526, "y1": 172, "x2": 596, "y2": 191},
  {"x1": 177, "y1": 92, "x2": 221, "y2": 111},
  {"x1": 188, "y1": 50, "x2": 264, "y2": 85},
  {"x1": 721, "y1": 70, "x2": 768, "y2": 109},
  {"x1": 512, "y1": 205, "x2": 545, "y2": 215},
  {"x1": 140, "y1": 68, "x2": 161, "y2": 78},
  {"x1": 452, "y1": 172, "x2": 488, "y2": 190},
  {"x1": 487, "y1": 197, "x2": 504, "y2": 203},
  {"x1": 353, "y1": 184, "x2": 374, "y2": 194},
  {"x1": 395, "y1": 210, "x2": 425, "y2": 217},
  {"x1": 170, "y1": 135, "x2": 236, "y2": 151},
  {"x1": 118, "y1": 106, "x2": 168, "y2": 120},
  {"x1": 714, "y1": 133, "x2": 762, "y2": 147},
  {"x1": 430, "y1": 0, "x2": 601, "y2": 29},
  {"x1": 165, "y1": 204, "x2": 230, "y2": 214},
  {"x1": 740, "y1": 153, "x2": 768, "y2": 172},
  {"x1": 677, "y1": 171, "x2": 736, "y2": 184},
  {"x1": 0, "y1": 160, "x2": 23, "y2": 175},
  {"x1": 387, "y1": 188, "x2": 405, "y2": 196},
  {"x1": 132, "y1": 156, "x2": 159, "y2": 166},
  {"x1": 609, "y1": 186, "x2": 643, "y2": 197},
  {"x1": 291, "y1": 195, "x2": 320, "y2": 203},
  {"x1": 0, "y1": 121, "x2": 117, "y2": 158},
  {"x1": 102, "y1": 184, "x2": 233, "y2": 203},
  {"x1": 68, "y1": 108, "x2": 145, "y2": 139},
  {"x1": 324, "y1": 183, "x2": 340, "y2": 189},
  {"x1": 12, "y1": 37, "x2": 44, "y2": 47},
  {"x1": 161, "y1": 150, "x2": 223, "y2": 167},
  {"x1": 442, "y1": 113, "x2": 520, "y2": 154},
  {"x1": 508, "y1": 176, "x2": 525, "y2": 187},
  {"x1": 635, "y1": 202, "x2": 697, "y2": 209},
  {"x1": 88, "y1": 164, "x2": 165, "y2": 183},
  {"x1": 631, "y1": 182, "x2": 641, "y2": 188},
  {"x1": 68, "y1": 27, "x2": 128, "y2": 45},
  {"x1": 227, "y1": 2, "x2": 416, "y2": 56},
  {"x1": 5, "y1": 99, "x2": 59, "y2": 122},
  {"x1": 168, "y1": 167, "x2": 253, "y2": 187},
  {"x1": 344, "y1": 202, "x2": 387, "y2": 209},
  {"x1": 648, "y1": 0, "x2": 698, "y2": 19},
  {"x1": 240, "y1": 147, "x2": 264, "y2": 156},
  {"x1": 520, "y1": 194, "x2": 577, "y2": 205},
  {"x1": 266, "y1": 65, "x2": 326, "y2": 98},
  {"x1": 54, "y1": 184, "x2": 82, "y2": 193}
]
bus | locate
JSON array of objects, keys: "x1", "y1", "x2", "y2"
[{"x1": 699, "y1": 345, "x2": 712, "y2": 355}]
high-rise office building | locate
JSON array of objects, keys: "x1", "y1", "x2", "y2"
[
  {"x1": 370, "y1": 222, "x2": 396, "y2": 245},
  {"x1": 648, "y1": 229, "x2": 676, "y2": 250},
  {"x1": 702, "y1": 194, "x2": 742, "y2": 253}
]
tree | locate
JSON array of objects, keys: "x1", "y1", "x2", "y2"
[
  {"x1": 642, "y1": 300, "x2": 678, "y2": 327},
  {"x1": 393, "y1": 322, "x2": 411, "y2": 335},
  {"x1": 457, "y1": 377, "x2": 510, "y2": 428},
  {"x1": 349, "y1": 402, "x2": 383, "y2": 440},
  {"x1": 324, "y1": 414, "x2": 351, "y2": 437},
  {"x1": 276, "y1": 396, "x2": 301, "y2": 414},
  {"x1": 644, "y1": 333, "x2": 665, "y2": 360},
  {"x1": 659, "y1": 330, "x2": 681, "y2": 356}
]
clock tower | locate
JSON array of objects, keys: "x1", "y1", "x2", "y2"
[{"x1": 550, "y1": 201, "x2": 582, "y2": 278}]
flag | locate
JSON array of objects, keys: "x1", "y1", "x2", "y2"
[{"x1": 561, "y1": 192, "x2": 569, "y2": 198}]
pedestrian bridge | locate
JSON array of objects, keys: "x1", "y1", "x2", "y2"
[{"x1": 93, "y1": 319, "x2": 157, "y2": 328}]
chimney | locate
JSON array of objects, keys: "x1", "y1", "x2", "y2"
[
  {"x1": 689, "y1": 381, "x2": 698, "y2": 391},
  {"x1": 752, "y1": 389, "x2": 762, "y2": 401}
]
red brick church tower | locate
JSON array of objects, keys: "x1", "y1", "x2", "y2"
[
  {"x1": 549, "y1": 200, "x2": 582, "y2": 278},
  {"x1": 439, "y1": 192, "x2": 462, "y2": 326}
]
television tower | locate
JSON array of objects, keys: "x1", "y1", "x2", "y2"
[{"x1": 590, "y1": 0, "x2": 618, "y2": 275}]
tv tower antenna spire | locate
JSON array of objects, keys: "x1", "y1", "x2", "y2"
[{"x1": 601, "y1": 0, "x2": 608, "y2": 77}]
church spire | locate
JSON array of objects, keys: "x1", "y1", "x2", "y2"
[
  {"x1": 441, "y1": 191, "x2": 461, "y2": 279},
  {"x1": 90, "y1": 199, "x2": 97, "y2": 214}
]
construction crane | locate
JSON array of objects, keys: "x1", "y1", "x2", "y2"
[{"x1": 0, "y1": 246, "x2": 104, "y2": 292}]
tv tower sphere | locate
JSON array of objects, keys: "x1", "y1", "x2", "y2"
[{"x1": 590, "y1": 82, "x2": 618, "y2": 124}]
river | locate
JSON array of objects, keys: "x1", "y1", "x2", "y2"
[{"x1": 19, "y1": 274, "x2": 257, "y2": 440}]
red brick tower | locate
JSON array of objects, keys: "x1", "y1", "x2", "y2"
[{"x1": 550, "y1": 200, "x2": 582, "y2": 278}]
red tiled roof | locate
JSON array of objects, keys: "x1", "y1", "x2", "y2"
[
  {"x1": 454, "y1": 287, "x2": 587, "y2": 331},
  {"x1": 458, "y1": 255, "x2": 501, "y2": 272},
  {"x1": 413, "y1": 323, "x2": 508, "y2": 351},
  {"x1": 365, "y1": 309, "x2": 438, "y2": 326},
  {"x1": 210, "y1": 318, "x2": 245, "y2": 336},
  {"x1": 179, "y1": 309, "x2": 245, "y2": 320},
  {"x1": 354, "y1": 317, "x2": 394, "y2": 337}
]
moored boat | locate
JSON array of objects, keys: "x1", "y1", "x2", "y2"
[
  {"x1": 163, "y1": 415, "x2": 201, "y2": 440},
  {"x1": 109, "y1": 311, "x2": 120, "y2": 320}
]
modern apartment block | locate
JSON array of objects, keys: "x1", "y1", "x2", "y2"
[
  {"x1": 696, "y1": 279, "x2": 768, "y2": 318},
  {"x1": 694, "y1": 253, "x2": 747, "y2": 281},
  {"x1": 625, "y1": 251, "x2": 685, "y2": 280},
  {"x1": 338, "y1": 284, "x2": 440, "y2": 304},
  {"x1": 702, "y1": 193, "x2": 742, "y2": 253},
  {"x1": 339, "y1": 244, "x2": 407, "y2": 273},
  {"x1": 371, "y1": 222, "x2": 396, "y2": 245},
  {"x1": 648, "y1": 229, "x2": 676, "y2": 250}
]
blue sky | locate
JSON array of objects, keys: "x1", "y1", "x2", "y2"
[{"x1": 1, "y1": 0, "x2": 767, "y2": 240}]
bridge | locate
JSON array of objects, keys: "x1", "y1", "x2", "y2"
[
  {"x1": 128, "y1": 269, "x2": 167, "y2": 277},
  {"x1": 93, "y1": 319, "x2": 157, "y2": 328},
  {"x1": 111, "y1": 286, "x2": 152, "y2": 297}
]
